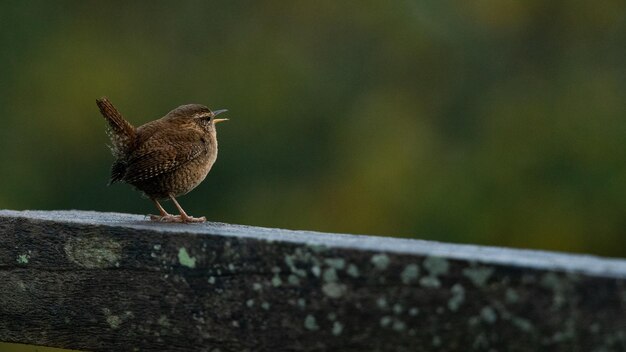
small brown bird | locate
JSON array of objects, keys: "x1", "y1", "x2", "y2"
[{"x1": 96, "y1": 97, "x2": 228, "y2": 223}]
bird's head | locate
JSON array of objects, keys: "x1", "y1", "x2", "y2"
[
  {"x1": 189, "y1": 105, "x2": 228, "y2": 124},
  {"x1": 166, "y1": 104, "x2": 229, "y2": 131}
]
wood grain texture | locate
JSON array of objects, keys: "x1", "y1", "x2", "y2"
[{"x1": 0, "y1": 210, "x2": 625, "y2": 352}]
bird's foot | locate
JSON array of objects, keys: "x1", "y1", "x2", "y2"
[
  {"x1": 149, "y1": 214, "x2": 181, "y2": 222},
  {"x1": 181, "y1": 215, "x2": 207, "y2": 223},
  {"x1": 149, "y1": 214, "x2": 206, "y2": 223}
]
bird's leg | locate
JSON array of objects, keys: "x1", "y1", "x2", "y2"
[
  {"x1": 170, "y1": 195, "x2": 206, "y2": 223},
  {"x1": 149, "y1": 199, "x2": 181, "y2": 222}
]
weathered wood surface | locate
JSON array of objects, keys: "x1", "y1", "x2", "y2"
[{"x1": 0, "y1": 210, "x2": 625, "y2": 352}]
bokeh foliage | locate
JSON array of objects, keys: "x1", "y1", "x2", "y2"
[{"x1": 1, "y1": 1, "x2": 624, "y2": 256}]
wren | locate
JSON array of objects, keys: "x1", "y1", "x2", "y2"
[{"x1": 96, "y1": 97, "x2": 228, "y2": 223}]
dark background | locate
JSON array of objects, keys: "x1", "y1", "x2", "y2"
[{"x1": 1, "y1": 1, "x2": 625, "y2": 257}]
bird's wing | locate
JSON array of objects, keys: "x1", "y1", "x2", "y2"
[{"x1": 121, "y1": 137, "x2": 206, "y2": 183}]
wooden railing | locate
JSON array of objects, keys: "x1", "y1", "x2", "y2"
[{"x1": 1, "y1": 210, "x2": 625, "y2": 351}]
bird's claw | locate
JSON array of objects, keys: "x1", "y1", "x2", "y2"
[
  {"x1": 149, "y1": 214, "x2": 206, "y2": 223},
  {"x1": 149, "y1": 214, "x2": 179, "y2": 222},
  {"x1": 181, "y1": 215, "x2": 206, "y2": 223}
]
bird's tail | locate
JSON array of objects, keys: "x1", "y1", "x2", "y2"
[{"x1": 96, "y1": 97, "x2": 136, "y2": 158}]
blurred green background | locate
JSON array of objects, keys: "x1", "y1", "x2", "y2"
[{"x1": 0, "y1": 1, "x2": 624, "y2": 257}]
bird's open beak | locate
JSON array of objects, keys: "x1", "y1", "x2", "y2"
[{"x1": 212, "y1": 109, "x2": 228, "y2": 123}]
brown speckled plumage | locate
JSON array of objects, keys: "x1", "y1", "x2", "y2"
[{"x1": 96, "y1": 97, "x2": 228, "y2": 223}]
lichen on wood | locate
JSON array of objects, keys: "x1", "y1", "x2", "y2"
[{"x1": 0, "y1": 210, "x2": 625, "y2": 352}]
